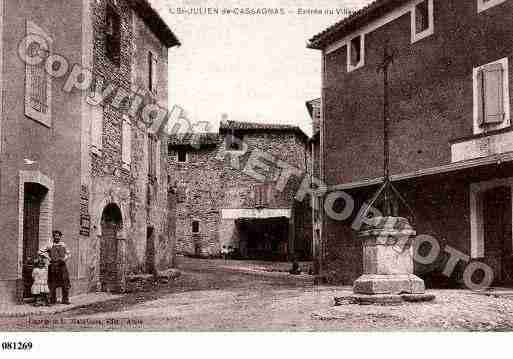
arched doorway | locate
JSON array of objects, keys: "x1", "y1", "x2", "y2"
[
  {"x1": 22, "y1": 182, "x2": 49, "y2": 298},
  {"x1": 100, "y1": 203, "x2": 123, "y2": 292}
]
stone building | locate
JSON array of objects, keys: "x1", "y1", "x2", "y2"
[
  {"x1": 308, "y1": 0, "x2": 513, "y2": 287},
  {"x1": 306, "y1": 98, "x2": 322, "y2": 274},
  {"x1": 0, "y1": 0, "x2": 180, "y2": 303},
  {"x1": 168, "y1": 119, "x2": 312, "y2": 261}
]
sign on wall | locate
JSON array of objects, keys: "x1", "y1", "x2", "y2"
[{"x1": 80, "y1": 185, "x2": 90, "y2": 237}]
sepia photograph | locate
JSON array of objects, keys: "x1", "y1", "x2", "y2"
[{"x1": 0, "y1": 0, "x2": 512, "y2": 356}]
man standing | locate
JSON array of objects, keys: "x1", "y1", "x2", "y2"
[{"x1": 42, "y1": 230, "x2": 71, "y2": 305}]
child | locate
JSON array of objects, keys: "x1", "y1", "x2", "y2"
[{"x1": 31, "y1": 254, "x2": 50, "y2": 306}]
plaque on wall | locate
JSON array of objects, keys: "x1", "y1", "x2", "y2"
[{"x1": 80, "y1": 185, "x2": 90, "y2": 237}]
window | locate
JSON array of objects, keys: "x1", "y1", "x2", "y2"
[
  {"x1": 177, "y1": 186, "x2": 187, "y2": 203},
  {"x1": 148, "y1": 134, "x2": 157, "y2": 180},
  {"x1": 148, "y1": 51, "x2": 158, "y2": 93},
  {"x1": 347, "y1": 34, "x2": 364, "y2": 72},
  {"x1": 177, "y1": 149, "x2": 187, "y2": 163},
  {"x1": 478, "y1": 0, "x2": 508, "y2": 13},
  {"x1": 411, "y1": 0, "x2": 434, "y2": 43},
  {"x1": 473, "y1": 58, "x2": 510, "y2": 134},
  {"x1": 25, "y1": 21, "x2": 52, "y2": 127},
  {"x1": 254, "y1": 184, "x2": 269, "y2": 207},
  {"x1": 122, "y1": 116, "x2": 131, "y2": 169},
  {"x1": 192, "y1": 220, "x2": 200, "y2": 234},
  {"x1": 105, "y1": 4, "x2": 121, "y2": 67},
  {"x1": 226, "y1": 131, "x2": 244, "y2": 151},
  {"x1": 90, "y1": 105, "x2": 103, "y2": 154}
]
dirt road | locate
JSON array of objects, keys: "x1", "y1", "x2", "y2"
[{"x1": 2, "y1": 257, "x2": 513, "y2": 331}]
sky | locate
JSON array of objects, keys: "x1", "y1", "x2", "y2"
[{"x1": 152, "y1": 0, "x2": 374, "y2": 136}]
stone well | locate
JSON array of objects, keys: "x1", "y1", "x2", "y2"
[{"x1": 342, "y1": 216, "x2": 435, "y2": 304}]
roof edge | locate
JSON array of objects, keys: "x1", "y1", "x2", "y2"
[
  {"x1": 307, "y1": 0, "x2": 407, "y2": 50},
  {"x1": 129, "y1": 0, "x2": 181, "y2": 48}
]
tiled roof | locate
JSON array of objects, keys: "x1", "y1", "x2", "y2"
[
  {"x1": 129, "y1": 0, "x2": 180, "y2": 48},
  {"x1": 307, "y1": 0, "x2": 408, "y2": 49},
  {"x1": 168, "y1": 132, "x2": 220, "y2": 148},
  {"x1": 219, "y1": 120, "x2": 308, "y2": 139}
]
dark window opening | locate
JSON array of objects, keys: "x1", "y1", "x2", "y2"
[
  {"x1": 148, "y1": 51, "x2": 158, "y2": 93},
  {"x1": 148, "y1": 134, "x2": 157, "y2": 181},
  {"x1": 177, "y1": 149, "x2": 187, "y2": 162},
  {"x1": 227, "y1": 131, "x2": 243, "y2": 151},
  {"x1": 415, "y1": 0, "x2": 429, "y2": 34},
  {"x1": 192, "y1": 220, "x2": 200, "y2": 234},
  {"x1": 350, "y1": 36, "x2": 361, "y2": 67},
  {"x1": 105, "y1": 5, "x2": 121, "y2": 67}
]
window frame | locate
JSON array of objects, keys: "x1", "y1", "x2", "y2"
[
  {"x1": 411, "y1": 0, "x2": 434, "y2": 43},
  {"x1": 121, "y1": 115, "x2": 132, "y2": 170},
  {"x1": 347, "y1": 34, "x2": 365, "y2": 72},
  {"x1": 477, "y1": 0, "x2": 508, "y2": 13},
  {"x1": 473, "y1": 58, "x2": 510, "y2": 135},
  {"x1": 192, "y1": 220, "x2": 200, "y2": 234},
  {"x1": 148, "y1": 133, "x2": 157, "y2": 181},
  {"x1": 254, "y1": 183, "x2": 270, "y2": 208},
  {"x1": 90, "y1": 104, "x2": 104, "y2": 155},
  {"x1": 105, "y1": 3, "x2": 121, "y2": 67},
  {"x1": 148, "y1": 51, "x2": 158, "y2": 94},
  {"x1": 25, "y1": 20, "x2": 52, "y2": 127}
]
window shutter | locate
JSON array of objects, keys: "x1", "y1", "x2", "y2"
[
  {"x1": 122, "y1": 118, "x2": 131, "y2": 166},
  {"x1": 91, "y1": 105, "x2": 103, "y2": 151},
  {"x1": 25, "y1": 21, "x2": 52, "y2": 126},
  {"x1": 482, "y1": 63, "x2": 505, "y2": 126},
  {"x1": 477, "y1": 69, "x2": 485, "y2": 126}
]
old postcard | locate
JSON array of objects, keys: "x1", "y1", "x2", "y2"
[{"x1": 0, "y1": 0, "x2": 512, "y2": 357}]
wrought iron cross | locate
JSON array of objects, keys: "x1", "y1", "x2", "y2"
[
  {"x1": 380, "y1": 44, "x2": 395, "y2": 183},
  {"x1": 363, "y1": 43, "x2": 415, "y2": 221}
]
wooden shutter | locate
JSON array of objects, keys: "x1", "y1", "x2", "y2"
[
  {"x1": 479, "y1": 63, "x2": 505, "y2": 127},
  {"x1": 25, "y1": 21, "x2": 52, "y2": 126},
  {"x1": 122, "y1": 118, "x2": 131, "y2": 166}
]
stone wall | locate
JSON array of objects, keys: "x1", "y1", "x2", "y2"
[
  {"x1": 168, "y1": 130, "x2": 312, "y2": 259},
  {"x1": 86, "y1": 0, "x2": 172, "y2": 291}
]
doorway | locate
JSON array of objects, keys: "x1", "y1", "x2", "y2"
[
  {"x1": 22, "y1": 183, "x2": 48, "y2": 298},
  {"x1": 238, "y1": 217, "x2": 289, "y2": 261},
  {"x1": 483, "y1": 186, "x2": 513, "y2": 284},
  {"x1": 100, "y1": 203, "x2": 122, "y2": 292}
]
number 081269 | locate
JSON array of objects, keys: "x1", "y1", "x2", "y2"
[{"x1": 2, "y1": 342, "x2": 33, "y2": 350}]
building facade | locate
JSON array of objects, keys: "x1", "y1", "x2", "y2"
[
  {"x1": 306, "y1": 98, "x2": 322, "y2": 274},
  {"x1": 0, "y1": 0, "x2": 180, "y2": 303},
  {"x1": 308, "y1": 0, "x2": 513, "y2": 286},
  {"x1": 168, "y1": 119, "x2": 312, "y2": 261}
]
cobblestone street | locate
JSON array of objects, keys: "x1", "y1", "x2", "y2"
[{"x1": 2, "y1": 257, "x2": 513, "y2": 331}]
